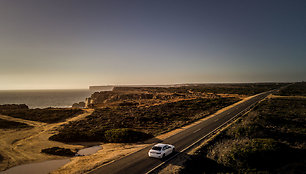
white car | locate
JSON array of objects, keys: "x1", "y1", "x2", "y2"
[{"x1": 148, "y1": 143, "x2": 175, "y2": 158}]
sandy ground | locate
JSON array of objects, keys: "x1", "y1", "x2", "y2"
[
  {"x1": 0, "y1": 94, "x2": 250, "y2": 173},
  {"x1": 0, "y1": 109, "x2": 94, "y2": 171},
  {"x1": 52, "y1": 143, "x2": 147, "y2": 174}
]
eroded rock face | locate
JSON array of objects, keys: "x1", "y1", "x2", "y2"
[
  {"x1": 0, "y1": 104, "x2": 29, "y2": 110},
  {"x1": 72, "y1": 102, "x2": 85, "y2": 108}
]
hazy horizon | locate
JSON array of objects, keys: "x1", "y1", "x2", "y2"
[
  {"x1": 1, "y1": 0, "x2": 305, "y2": 90},
  {"x1": 0, "y1": 81, "x2": 297, "y2": 91}
]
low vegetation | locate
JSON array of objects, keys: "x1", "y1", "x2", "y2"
[
  {"x1": 0, "y1": 107, "x2": 83, "y2": 123},
  {"x1": 104, "y1": 128, "x2": 153, "y2": 143},
  {"x1": 181, "y1": 97, "x2": 306, "y2": 173},
  {"x1": 41, "y1": 147, "x2": 75, "y2": 156},
  {"x1": 278, "y1": 82, "x2": 306, "y2": 96},
  {"x1": 50, "y1": 97, "x2": 240, "y2": 143},
  {"x1": 0, "y1": 118, "x2": 32, "y2": 129},
  {"x1": 184, "y1": 83, "x2": 286, "y2": 95},
  {"x1": 133, "y1": 83, "x2": 286, "y2": 96},
  {"x1": 0, "y1": 104, "x2": 28, "y2": 110}
]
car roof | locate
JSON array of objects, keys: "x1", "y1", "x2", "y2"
[{"x1": 153, "y1": 143, "x2": 169, "y2": 147}]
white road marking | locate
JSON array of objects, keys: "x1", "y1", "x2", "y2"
[{"x1": 193, "y1": 128, "x2": 201, "y2": 133}]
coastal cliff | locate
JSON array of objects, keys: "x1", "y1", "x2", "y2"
[{"x1": 84, "y1": 87, "x2": 219, "y2": 108}]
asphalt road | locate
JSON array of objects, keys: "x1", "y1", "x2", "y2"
[{"x1": 90, "y1": 90, "x2": 273, "y2": 174}]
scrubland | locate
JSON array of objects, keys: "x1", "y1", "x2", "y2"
[
  {"x1": 0, "y1": 118, "x2": 32, "y2": 129},
  {"x1": 0, "y1": 108, "x2": 83, "y2": 123},
  {"x1": 50, "y1": 97, "x2": 240, "y2": 143},
  {"x1": 180, "y1": 82, "x2": 306, "y2": 173}
]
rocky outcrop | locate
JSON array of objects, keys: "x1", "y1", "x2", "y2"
[
  {"x1": 72, "y1": 102, "x2": 85, "y2": 108},
  {"x1": 83, "y1": 86, "x2": 220, "y2": 108},
  {"x1": 85, "y1": 90, "x2": 192, "y2": 108}
]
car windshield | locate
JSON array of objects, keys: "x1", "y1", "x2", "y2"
[{"x1": 152, "y1": 146, "x2": 162, "y2": 151}]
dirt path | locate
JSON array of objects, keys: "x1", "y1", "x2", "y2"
[{"x1": 0, "y1": 109, "x2": 94, "y2": 171}]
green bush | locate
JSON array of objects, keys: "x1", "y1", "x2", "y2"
[{"x1": 104, "y1": 128, "x2": 153, "y2": 143}]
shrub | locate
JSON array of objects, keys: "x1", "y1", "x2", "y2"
[
  {"x1": 182, "y1": 97, "x2": 306, "y2": 173},
  {"x1": 118, "y1": 101, "x2": 139, "y2": 107},
  {"x1": 41, "y1": 147, "x2": 75, "y2": 156},
  {"x1": 0, "y1": 118, "x2": 32, "y2": 129},
  {"x1": 0, "y1": 104, "x2": 28, "y2": 110},
  {"x1": 227, "y1": 112, "x2": 267, "y2": 139},
  {"x1": 208, "y1": 138, "x2": 287, "y2": 170},
  {"x1": 104, "y1": 128, "x2": 153, "y2": 143},
  {"x1": 278, "y1": 82, "x2": 306, "y2": 96},
  {"x1": 49, "y1": 126, "x2": 107, "y2": 142},
  {"x1": 50, "y1": 97, "x2": 240, "y2": 143},
  {"x1": 0, "y1": 108, "x2": 83, "y2": 123}
]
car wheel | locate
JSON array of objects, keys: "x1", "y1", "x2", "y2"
[
  {"x1": 172, "y1": 148, "x2": 175, "y2": 153},
  {"x1": 162, "y1": 154, "x2": 165, "y2": 158}
]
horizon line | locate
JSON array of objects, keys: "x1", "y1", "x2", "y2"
[{"x1": 0, "y1": 81, "x2": 298, "y2": 91}]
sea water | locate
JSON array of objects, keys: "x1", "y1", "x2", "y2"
[{"x1": 0, "y1": 89, "x2": 92, "y2": 109}]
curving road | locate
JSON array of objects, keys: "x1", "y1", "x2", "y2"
[{"x1": 89, "y1": 90, "x2": 274, "y2": 174}]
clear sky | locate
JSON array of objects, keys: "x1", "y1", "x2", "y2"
[{"x1": 0, "y1": 0, "x2": 305, "y2": 89}]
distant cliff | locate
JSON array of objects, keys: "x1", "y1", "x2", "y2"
[
  {"x1": 89, "y1": 84, "x2": 183, "y2": 92},
  {"x1": 89, "y1": 86, "x2": 114, "y2": 92},
  {"x1": 84, "y1": 87, "x2": 219, "y2": 108}
]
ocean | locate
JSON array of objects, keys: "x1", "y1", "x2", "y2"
[{"x1": 0, "y1": 89, "x2": 92, "y2": 109}]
